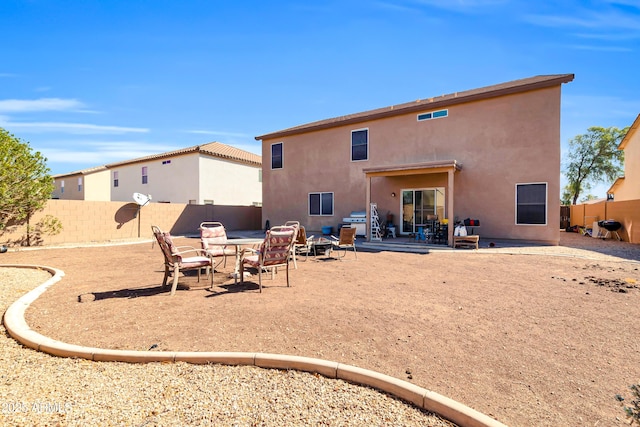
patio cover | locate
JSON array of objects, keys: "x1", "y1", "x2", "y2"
[{"x1": 363, "y1": 160, "x2": 462, "y2": 246}]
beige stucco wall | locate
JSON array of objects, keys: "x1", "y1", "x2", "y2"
[
  {"x1": 106, "y1": 153, "x2": 261, "y2": 205},
  {"x1": 615, "y1": 125, "x2": 640, "y2": 201},
  {"x1": 261, "y1": 86, "x2": 563, "y2": 243},
  {"x1": 83, "y1": 170, "x2": 111, "y2": 201},
  {"x1": 52, "y1": 173, "x2": 85, "y2": 200},
  {"x1": 110, "y1": 154, "x2": 201, "y2": 203},
  {"x1": 198, "y1": 155, "x2": 262, "y2": 206}
]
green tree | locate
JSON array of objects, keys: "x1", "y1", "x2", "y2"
[
  {"x1": 563, "y1": 126, "x2": 628, "y2": 205},
  {"x1": 0, "y1": 128, "x2": 55, "y2": 234}
]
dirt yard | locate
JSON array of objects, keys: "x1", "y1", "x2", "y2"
[{"x1": 3, "y1": 232, "x2": 640, "y2": 426}]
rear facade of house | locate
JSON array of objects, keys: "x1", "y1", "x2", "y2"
[{"x1": 256, "y1": 74, "x2": 574, "y2": 245}]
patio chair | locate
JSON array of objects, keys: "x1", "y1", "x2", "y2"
[
  {"x1": 240, "y1": 225, "x2": 296, "y2": 292},
  {"x1": 199, "y1": 221, "x2": 236, "y2": 269},
  {"x1": 293, "y1": 225, "x2": 314, "y2": 263},
  {"x1": 331, "y1": 226, "x2": 357, "y2": 260},
  {"x1": 152, "y1": 225, "x2": 213, "y2": 296},
  {"x1": 283, "y1": 220, "x2": 301, "y2": 268}
]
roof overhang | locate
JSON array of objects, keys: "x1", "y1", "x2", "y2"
[
  {"x1": 363, "y1": 160, "x2": 461, "y2": 177},
  {"x1": 607, "y1": 176, "x2": 625, "y2": 194},
  {"x1": 619, "y1": 114, "x2": 640, "y2": 150}
]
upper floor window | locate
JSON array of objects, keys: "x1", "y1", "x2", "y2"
[
  {"x1": 77, "y1": 177, "x2": 82, "y2": 192},
  {"x1": 271, "y1": 142, "x2": 283, "y2": 169},
  {"x1": 162, "y1": 160, "x2": 171, "y2": 165},
  {"x1": 417, "y1": 109, "x2": 448, "y2": 121},
  {"x1": 142, "y1": 166, "x2": 148, "y2": 184},
  {"x1": 113, "y1": 171, "x2": 119, "y2": 187},
  {"x1": 60, "y1": 180, "x2": 65, "y2": 194},
  {"x1": 309, "y1": 192, "x2": 334, "y2": 216},
  {"x1": 516, "y1": 183, "x2": 547, "y2": 225},
  {"x1": 351, "y1": 129, "x2": 368, "y2": 161}
]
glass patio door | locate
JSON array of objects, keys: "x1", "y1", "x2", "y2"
[{"x1": 400, "y1": 188, "x2": 445, "y2": 234}]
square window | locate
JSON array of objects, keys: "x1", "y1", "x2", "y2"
[
  {"x1": 271, "y1": 143, "x2": 283, "y2": 169},
  {"x1": 516, "y1": 183, "x2": 547, "y2": 225},
  {"x1": 309, "y1": 192, "x2": 334, "y2": 216},
  {"x1": 351, "y1": 129, "x2": 368, "y2": 161}
]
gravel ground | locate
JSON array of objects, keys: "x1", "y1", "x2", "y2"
[{"x1": 0, "y1": 268, "x2": 454, "y2": 426}]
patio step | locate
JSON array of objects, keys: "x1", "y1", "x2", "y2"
[{"x1": 360, "y1": 241, "x2": 452, "y2": 254}]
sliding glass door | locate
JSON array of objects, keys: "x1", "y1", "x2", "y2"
[{"x1": 400, "y1": 188, "x2": 445, "y2": 234}]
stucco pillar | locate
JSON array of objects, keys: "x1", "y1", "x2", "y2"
[
  {"x1": 366, "y1": 175, "x2": 371, "y2": 242},
  {"x1": 448, "y1": 169, "x2": 455, "y2": 247}
]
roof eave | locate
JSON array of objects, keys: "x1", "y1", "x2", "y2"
[{"x1": 255, "y1": 74, "x2": 575, "y2": 141}]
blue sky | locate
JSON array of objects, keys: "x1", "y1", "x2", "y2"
[{"x1": 1, "y1": 0, "x2": 639, "y2": 198}]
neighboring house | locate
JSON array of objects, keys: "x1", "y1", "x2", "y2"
[
  {"x1": 52, "y1": 166, "x2": 110, "y2": 201},
  {"x1": 607, "y1": 114, "x2": 640, "y2": 201},
  {"x1": 52, "y1": 142, "x2": 262, "y2": 206},
  {"x1": 255, "y1": 74, "x2": 574, "y2": 245}
]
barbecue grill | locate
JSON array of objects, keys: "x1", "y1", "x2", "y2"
[{"x1": 597, "y1": 220, "x2": 622, "y2": 240}]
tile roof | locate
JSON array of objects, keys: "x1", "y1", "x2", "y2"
[
  {"x1": 52, "y1": 165, "x2": 107, "y2": 178},
  {"x1": 255, "y1": 74, "x2": 575, "y2": 141},
  {"x1": 105, "y1": 141, "x2": 261, "y2": 168},
  {"x1": 53, "y1": 141, "x2": 261, "y2": 178}
]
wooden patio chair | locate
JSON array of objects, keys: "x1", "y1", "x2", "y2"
[
  {"x1": 240, "y1": 225, "x2": 296, "y2": 292},
  {"x1": 331, "y1": 226, "x2": 357, "y2": 260},
  {"x1": 152, "y1": 225, "x2": 213, "y2": 296}
]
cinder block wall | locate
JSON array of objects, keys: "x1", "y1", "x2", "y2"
[
  {"x1": 1, "y1": 200, "x2": 262, "y2": 247},
  {"x1": 569, "y1": 199, "x2": 640, "y2": 243}
]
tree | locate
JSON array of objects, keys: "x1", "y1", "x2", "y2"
[
  {"x1": 0, "y1": 128, "x2": 55, "y2": 234},
  {"x1": 563, "y1": 126, "x2": 628, "y2": 205}
]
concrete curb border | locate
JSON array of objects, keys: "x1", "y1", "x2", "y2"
[{"x1": 2, "y1": 264, "x2": 507, "y2": 427}]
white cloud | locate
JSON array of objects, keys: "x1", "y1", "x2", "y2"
[
  {"x1": 0, "y1": 119, "x2": 149, "y2": 134},
  {"x1": 0, "y1": 98, "x2": 87, "y2": 113},
  {"x1": 39, "y1": 141, "x2": 178, "y2": 164},
  {"x1": 185, "y1": 129, "x2": 252, "y2": 138}
]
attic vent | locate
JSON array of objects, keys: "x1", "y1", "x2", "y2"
[{"x1": 418, "y1": 109, "x2": 448, "y2": 121}]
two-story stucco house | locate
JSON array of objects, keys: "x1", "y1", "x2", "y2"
[
  {"x1": 608, "y1": 114, "x2": 640, "y2": 202},
  {"x1": 52, "y1": 142, "x2": 262, "y2": 206},
  {"x1": 255, "y1": 74, "x2": 574, "y2": 245}
]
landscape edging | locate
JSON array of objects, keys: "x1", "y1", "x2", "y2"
[{"x1": 2, "y1": 264, "x2": 507, "y2": 427}]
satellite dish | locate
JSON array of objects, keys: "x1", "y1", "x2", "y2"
[{"x1": 133, "y1": 193, "x2": 151, "y2": 206}]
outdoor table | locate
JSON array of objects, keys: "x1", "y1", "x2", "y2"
[{"x1": 207, "y1": 238, "x2": 264, "y2": 283}]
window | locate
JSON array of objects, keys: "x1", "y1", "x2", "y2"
[
  {"x1": 271, "y1": 143, "x2": 283, "y2": 169},
  {"x1": 60, "y1": 180, "x2": 64, "y2": 194},
  {"x1": 309, "y1": 192, "x2": 334, "y2": 216},
  {"x1": 417, "y1": 109, "x2": 448, "y2": 121},
  {"x1": 77, "y1": 177, "x2": 82, "y2": 192},
  {"x1": 142, "y1": 166, "x2": 148, "y2": 184},
  {"x1": 258, "y1": 169, "x2": 262, "y2": 182},
  {"x1": 351, "y1": 129, "x2": 368, "y2": 161},
  {"x1": 113, "y1": 171, "x2": 119, "y2": 187},
  {"x1": 516, "y1": 183, "x2": 547, "y2": 225},
  {"x1": 162, "y1": 160, "x2": 171, "y2": 165}
]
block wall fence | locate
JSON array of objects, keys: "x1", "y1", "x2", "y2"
[
  {"x1": 1, "y1": 200, "x2": 262, "y2": 247},
  {"x1": 569, "y1": 199, "x2": 640, "y2": 244}
]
